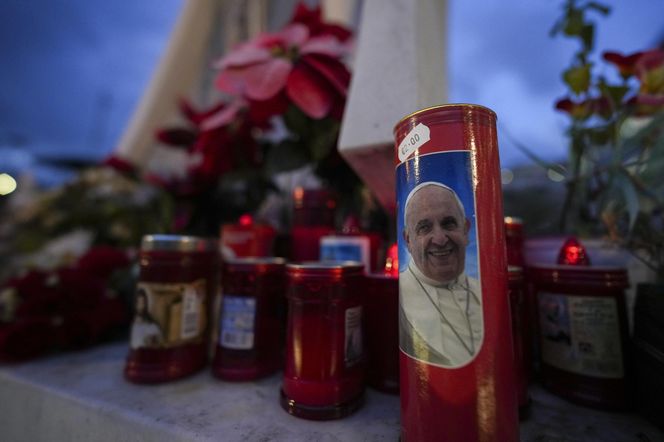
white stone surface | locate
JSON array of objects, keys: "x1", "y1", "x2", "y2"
[
  {"x1": 0, "y1": 343, "x2": 399, "y2": 442},
  {"x1": 338, "y1": 0, "x2": 449, "y2": 213},
  {"x1": 0, "y1": 342, "x2": 662, "y2": 441}
]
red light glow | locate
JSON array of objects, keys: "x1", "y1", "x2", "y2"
[
  {"x1": 384, "y1": 243, "x2": 399, "y2": 277},
  {"x1": 238, "y1": 214, "x2": 253, "y2": 226},
  {"x1": 557, "y1": 237, "x2": 590, "y2": 266}
]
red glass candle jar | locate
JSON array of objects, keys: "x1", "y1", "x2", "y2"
[
  {"x1": 125, "y1": 235, "x2": 218, "y2": 384},
  {"x1": 505, "y1": 216, "x2": 525, "y2": 267},
  {"x1": 394, "y1": 104, "x2": 518, "y2": 441},
  {"x1": 281, "y1": 262, "x2": 365, "y2": 420},
  {"x1": 291, "y1": 188, "x2": 337, "y2": 261},
  {"x1": 212, "y1": 257, "x2": 286, "y2": 381},
  {"x1": 530, "y1": 263, "x2": 630, "y2": 409},
  {"x1": 220, "y1": 215, "x2": 276, "y2": 258},
  {"x1": 508, "y1": 266, "x2": 531, "y2": 418},
  {"x1": 364, "y1": 273, "x2": 399, "y2": 394}
]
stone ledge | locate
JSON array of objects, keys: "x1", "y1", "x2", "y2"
[{"x1": 1, "y1": 342, "x2": 662, "y2": 441}]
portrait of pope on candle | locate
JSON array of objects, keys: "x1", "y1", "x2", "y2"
[{"x1": 399, "y1": 180, "x2": 484, "y2": 368}]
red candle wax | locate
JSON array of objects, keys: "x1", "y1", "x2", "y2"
[
  {"x1": 281, "y1": 262, "x2": 365, "y2": 420},
  {"x1": 212, "y1": 257, "x2": 286, "y2": 381},
  {"x1": 364, "y1": 273, "x2": 399, "y2": 394},
  {"x1": 291, "y1": 188, "x2": 337, "y2": 261},
  {"x1": 508, "y1": 266, "x2": 531, "y2": 417},
  {"x1": 124, "y1": 235, "x2": 218, "y2": 384}
]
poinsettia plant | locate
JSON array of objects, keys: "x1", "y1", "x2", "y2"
[
  {"x1": 152, "y1": 3, "x2": 367, "y2": 234},
  {"x1": 551, "y1": 0, "x2": 664, "y2": 280},
  {"x1": 0, "y1": 160, "x2": 171, "y2": 361}
]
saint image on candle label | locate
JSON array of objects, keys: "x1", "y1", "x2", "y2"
[
  {"x1": 397, "y1": 151, "x2": 484, "y2": 368},
  {"x1": 130, "y1": 280, "x2": 207, "y2": 349}
]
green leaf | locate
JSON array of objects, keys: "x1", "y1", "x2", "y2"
[
  {"x1": 563, "y1": 64, "x2": 592, "y2": 94},
  {"x1": 309, "y1": 118, "x2": 340, "y2": 161},
  {"x1": 586, "y1": 2, "x2": 611, "y2": 15},
  {"x1": 264, "y1": 139, "x2": 310, "y2": 174},
  {"x1": 563, "y1": 9, "x2": 585, "y2": 36},
  {"x1": 599, "y1": 84, "x2": 629, "y2": 108},
  {"x1": 549, "y1": 17, "x2": 564, "y2": 37},
  {"x1": 580, "y1": 24, "x2": 595, "y2": 52},
  {"x1": 283, "y1": 105, "x2": 311, "y2": 138},
  {"x1": 588, "y1": 126, "x2": 612, "y2": 145},
  {"x1": 617, "y1": 171, "x2": 640, "y2": 231}
]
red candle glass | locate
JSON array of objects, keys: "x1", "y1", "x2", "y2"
[
  {"x1": 125, "y1": 234, "x2": 218, "y2": 384},
  {"x1": 394, "y1": 104, "x2": 518, "y2": 441},
  {"x1": 364, "y1": 273, "x2": 399, "y2": 394},
  {"x1": 212, "y1": 257, "x2": 286, "y2": 381},
  {"x1": 281, "y1": 262, "x2": 365, "y2": 420},
  {"x1": 530, "y1": 262, "x2": 630, "y2": 409},
  {"x1": 291, "y1": 188, "x2": 337, "y2": 261},
  {"x1": 508, "y1": 266, "x2": 531, "y2": 417},
  {"x1": 505, "y1": 216, "x2": 525, "y2": 267},
  {"x1": 220, "y1": 216, "x2": 276, "y2": 258}
]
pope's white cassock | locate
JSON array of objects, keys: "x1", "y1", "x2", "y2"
[{"x1": 399, "y1": 261, "x2": 483, "y2": 367}]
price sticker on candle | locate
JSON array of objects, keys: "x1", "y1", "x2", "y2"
[{"x1": 398, "y1": 123, "x2": 430, "y2": 162}]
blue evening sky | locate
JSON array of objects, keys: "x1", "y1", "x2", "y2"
[{"x1": 0, "y1": 0, "x2": 662, "y2": 185}]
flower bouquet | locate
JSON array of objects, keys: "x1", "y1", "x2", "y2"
[
  {"x1": 0, "y1": 162, "x2": 173, "y2": 361},
  {"x1": 151, "y1": 3, "x2": 380, "y2": 236}
]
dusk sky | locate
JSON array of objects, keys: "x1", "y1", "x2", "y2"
[{"x1": 0, "y1": 0, "x2": 662, "y2": 186}]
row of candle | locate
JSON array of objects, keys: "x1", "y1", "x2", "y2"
[{"x1": 123, "y1": 234, "x2": 399, "y2": 420}]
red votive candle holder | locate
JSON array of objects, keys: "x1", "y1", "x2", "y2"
[
  {"x1": 505, "y1": 216, "x2": 525, "y2": 267},
  {"x1": 291, "y1": 188, "x2": 337, "y2": 261},
  {"x1": 508, "y1": 266, "x2": 531, "y2": 418},
  {"x1": 125, "y1": 234, "x2": 218, "y2": 384},
  {"x1": 281, "y1": 261, "x2": 365, "y2": 420},
  {"x1": 364, "y1": 273, "x2": 399, "y2": 394},
  {"x1": 212, "y1": 257, "x2": 286, "y2": 381},
  {"x1": 530, "y1": 238, "x2": 631, "y2": 410},
  {"x1": 220, "y1": 215, "x2": 276, "y2": 258}
]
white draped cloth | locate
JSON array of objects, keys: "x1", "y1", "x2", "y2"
[{"x1": 399, "y1": 262, "x2": 483, "y2": 367}]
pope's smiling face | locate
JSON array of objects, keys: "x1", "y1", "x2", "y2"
[{"x1": 404, "y1": 185, "x2": 470, "y2": 284}]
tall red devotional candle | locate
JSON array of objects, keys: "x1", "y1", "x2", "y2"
[{"x1": 394, "y1": 104, "x2": 518, "y2": 441}]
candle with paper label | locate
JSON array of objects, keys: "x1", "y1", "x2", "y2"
[
  {"x1": 212, "y1": 257, "x2": 286, "y2": 381},
  {"x1": 394, "y1": 104, "x2": 518, "y2": 441},
  {"x1": 280, "y1": 261, "x2": 365, "y2": 420},
  {"x1": 530, "y1": 237, "x2": 630, "y2": 409},
  {"x1": 125, "y1": 235, "x2": 218, "y2": 383},
  {"x1": 319, "y1": 215, "x2": 383, "y2": 273}
]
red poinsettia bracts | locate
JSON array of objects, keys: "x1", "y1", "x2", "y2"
[
  {"x1": 554, "y1": 96, "x2": 611, "y2": 120},
  {"x1": 602, "y1": 50, "x2": 643, "y2": 79},
  {"x1": 0, "y1": 246, "x2": 131, "y2": 362},
  {"x1": 151, "y1": 99, "x2": 261, "y2": 197},
  {"x1": 634, "y1": 49, "x2": 664, "y2": 113},
  {"x1": 214, "y1": 4, "x2": 352, "y2": 120}
]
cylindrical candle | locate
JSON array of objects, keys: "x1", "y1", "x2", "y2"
[
  {"x1": 125, "y1": 234, "x2": 218, "y2": 383},
  {"x1": 394, "y1": 104, "x2": 518, "y2": 441},
  {"x1": 530, "y1": 263, "x2": 630, "y2": 409},
  {"x1": 508, "y1": 266, "x2": 531, "y2": 418},
  {"x1": 505, "y1": 216, "x2": 525, "y2": 268},
  {"x1": 291, "y1": 188, "x2": 337, "y2": 261},
  {"x1": 364, "y1": 273, "x2": 399, "y2": 394},
  {"x1": 212, "y1": 257, "x2": 286, "y2": 381},
  {"x1": 280, "y1": 261, "x2": 365, "y2": 420}
]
